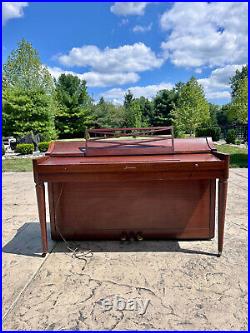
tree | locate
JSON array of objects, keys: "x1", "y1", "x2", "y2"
[
  {"x1": 93, "y1": 97, "x2": 125, "y2": 128},
  {"x1": 228, "y1": 76, "x2": 248, "y2": 124},
  {"x1": 123, "y1": 91, "x2": 143, "y2": 128},
  {"x1": 124, "y1": 90, "x2": 134, "y2": 110},
  {"x1": 230, "y1": 65, "x2": 248, "y2": 98},
  {"x1": 55, "y1": 74, "x2": 93, "y2": 138},
  {"x1": 153, "y1": 88, "x2": 179, "y2": 126},
  {"x1": 3, "y1": 39, "x2": 54, "y2": 94},
  {"x1": 138, "y1": 96, "x2": 153, "y2": 126},
  {"x1": 207, "y1": 103, "x2": 220, "y2": 126},
  {"x1": 2, "y1": 88, "x2": 56, "y2": 139},
  {"x1": 216, "y1": 104, "x2": 231, "y2": 127},
  {"x1": 171, "y1": 77, "x2": 210, "y2": 135},
  {"x1": 2, "y1": 39, "x2": 56, "y2": 140}
]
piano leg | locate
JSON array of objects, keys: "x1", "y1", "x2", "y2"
[
  {"x1": 36, "y1": 182, "x2": 48, "y2": 256},
  {"x1": 218, "y1": 179, "x2": 228, "y2": 257}
]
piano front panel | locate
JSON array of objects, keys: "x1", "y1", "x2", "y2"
[{"x1": 48, "y1": 178, "x2": 216, "y2": 240}]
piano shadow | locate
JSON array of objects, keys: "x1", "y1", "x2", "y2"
[{"x1": 2, "y1": 222, "x2": 218, "y2": 258}]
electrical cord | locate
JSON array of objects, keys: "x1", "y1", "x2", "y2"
[{"x1": 54, "y1": 184, "x2": 93, "y2": 271}]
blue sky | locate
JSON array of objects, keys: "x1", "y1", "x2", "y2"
[{"x1": 2, "y1": 2, "x2": 248, "y2": 104}]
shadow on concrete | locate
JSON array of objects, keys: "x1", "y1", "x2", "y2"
[{"x1": 2, "y1": 222, "x2": 218, "y2": 258}]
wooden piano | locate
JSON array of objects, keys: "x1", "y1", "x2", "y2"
[{"x1": 33, "y1": 127, "x2": 229, "y2": 257}]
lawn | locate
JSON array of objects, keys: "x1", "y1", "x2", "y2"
[
  {"x1": 215, "y1": 144, "x2": 248, "y2": 168},
  {"x1": 2, "y1": 158, "x2": 33, "y2": 172}
]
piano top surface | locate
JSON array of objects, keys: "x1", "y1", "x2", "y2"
[
  {"x1": 39, "y1": 154, "x2": 221, "y2": 166},
  {"x1": 36, "y1": 137, "x2": 223, "y2": 166}
]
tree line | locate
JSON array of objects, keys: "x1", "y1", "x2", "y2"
[{"x1": 2, "y1": 39, "x2": 248, "y2": 141}]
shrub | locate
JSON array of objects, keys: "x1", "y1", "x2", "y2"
[
  {"x1": 38, "y1": 141, "x2": 50, "y2": 152},
  {"x1": 2, "y1": 143, "x2": 5, "y2": 156},
  {"x1": 16, "y1": 143, "x2": 34, "y2": 155},
  {"x1": 177, "y1": 132, "x2": 186, "y2": 138},
  {"x1": 235, "y1": 139, "x2": 241, "y2": 145},
  {"x1": 226, "y1": 129, "x2": 236, "y2": 144},
  {"x1": 196, "y1": 126, "x2": 221, "y2": 141},
  {"x1": 174, "y1": 127, "x2": 183, "y2": 138}
]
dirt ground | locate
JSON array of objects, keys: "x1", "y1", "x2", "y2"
[{"x1": 2, "y1": 170, "x2": 248, "y2": 330}]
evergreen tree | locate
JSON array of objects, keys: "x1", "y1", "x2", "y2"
[
  {"x1": 138, "y1": 96, "x2": 153, "y2": 126},
  {"x1": 153, "y1": 88, "x2": 179, "y2": 126},
  {"x1": 123, "y1": 91, "x2": 143, "y2": 128},
  {"x1": 55, "y1": 74, "x2": 93, "y2": 138}
]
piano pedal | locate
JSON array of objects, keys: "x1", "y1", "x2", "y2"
[
  {"x1": 129, "y1": 232, "x2": 135, "y2": 242},
  {"x1": 120, "y1": 232, "x2": 127, "y2": 242},
  {"x1": 136, "y1": 233, "x2": 144, "y2": 241},
  {"x1": 120, "y1": 232, "x2": 144, "y2": 242}
]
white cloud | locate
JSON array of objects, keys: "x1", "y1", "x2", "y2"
[
  {"x1": 133, "y1": 23, "x2": 152, "y2": 33},
  {"x1": 198, "y1": 64, "x2": 245, "y2": 100},
  {"x1": 80, "y1": 72, "x2": 139, "y2": 87},
  {"x1": 101, "y1": 82, "x2": 174, "y2": 104},
  {"x1": 48, "y1": 66, "x2": 139, "y2": 87},
  {"x1": 2, "y1": 2, "x2": 28, "y2": 25},
  {"x1": 160, "y1": 2, "x2": 248, "y2": 68},
  {"x1": 110, "y1": 2, "x2": 151, "y2": 16},
  {"x1": 53, "y1": 42, "x2": 164, "y2": 88},
  {"x1": 58, "y1": 43, "x2": 164, "y2": 73}
]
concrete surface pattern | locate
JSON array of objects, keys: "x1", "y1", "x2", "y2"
[{"x1": 2, "y1": 170, "x2": 248, "y2": 330}]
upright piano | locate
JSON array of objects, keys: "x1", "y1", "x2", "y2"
[{"x1": 33, "y1": 127, "x2": 229, "y2": 257}]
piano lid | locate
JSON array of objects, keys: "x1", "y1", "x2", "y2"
[
  {"x1": 46, "y1": 137, "x2": 216, "y2": 158},
  {"x1": 44, "y1": 126, "x2": 216, "y2": 157}
]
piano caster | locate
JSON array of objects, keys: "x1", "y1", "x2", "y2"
[
  {"x1": 42, "y1": 252, "x2": 47, "y2": 257},
  {"x1": 217, "y1": 251, "x2": 222, "y2": 257}
]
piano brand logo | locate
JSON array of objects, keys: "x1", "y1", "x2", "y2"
[{"x1": 100, "y1": 296, "x2": 150, "y2": 315}]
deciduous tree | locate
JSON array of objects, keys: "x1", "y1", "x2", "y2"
[
  {"x1": 93, "y1": 97, "x2": 125, "y2": 128},
  {"x1": 2, "y1": 39, "x2": 56, "y2": 139},
  {"x1": 171, "y1": 77, "x2": 210, "y2": 135},
  {"x1": 229, "y1": 76, "x2": 248, "y2": 124},
  {"x1": 2, "y1": 88, "x2": 56, "y2": 139},
  {"x1": 3, "y1": 39, "x2": 54, "y2": 94},
  {"x1": 230, "y1": 65, "x2": 248, "y2": 98}
]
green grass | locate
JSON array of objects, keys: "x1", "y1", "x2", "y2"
[
  {"x1": 2, "y1": 158, "x2": 33, "y2": 172},
  {"x1": 215, "y1": 144, "x2": 248, "y2": 168}
]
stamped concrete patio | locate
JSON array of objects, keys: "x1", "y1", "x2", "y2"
[{"x1": 2, "y1": 170, "x2": 248, "y2": 330}]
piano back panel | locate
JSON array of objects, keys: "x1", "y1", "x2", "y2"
[{"x1": 48, "y1": 178, "x2": 216, "y2": 240}]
